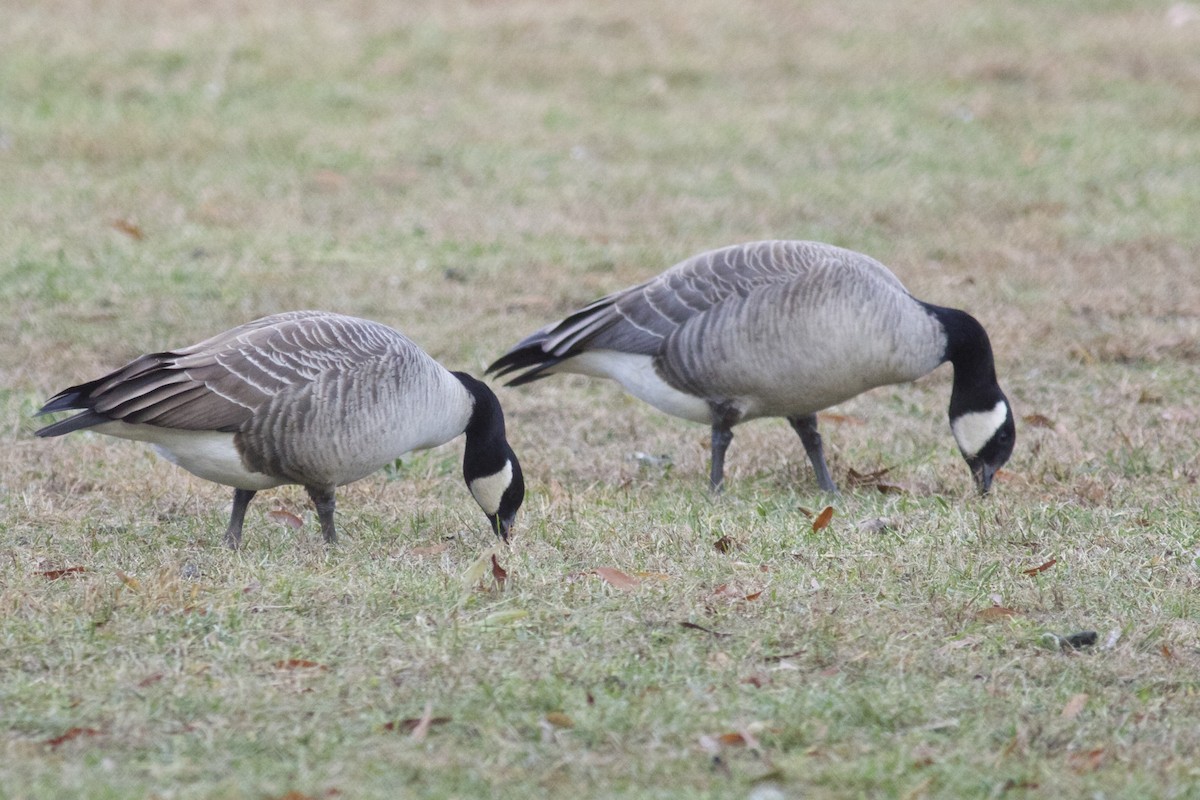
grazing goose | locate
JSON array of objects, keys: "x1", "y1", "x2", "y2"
[
  {"x1": 489, "y1": 240, "x2": 1015, "y2": 494},
  {"x1": 36, "y1": 311, "x2": 525, "y2": 547}
]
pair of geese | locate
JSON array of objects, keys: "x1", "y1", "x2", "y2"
[{"x1": 36, "y1": 240, "x2": 1016, "y2": 547}]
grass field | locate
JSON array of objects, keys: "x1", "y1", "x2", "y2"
[{"x1": 3, "y1": 1, "x2": 1200, "y2": 797}]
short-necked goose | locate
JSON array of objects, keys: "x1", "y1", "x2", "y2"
[
  {"x1": 489, "y1": 240, "x2": 1015, "y2": 494},
  {"x1": 36, "y1": 311, "x2": 525, "y2": 547}
]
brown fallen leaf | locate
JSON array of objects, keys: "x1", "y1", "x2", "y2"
[
  {"x1": 818, "y1": 412, "x2": 866, "y2": 425},
  {"x1": 811, "y1": 506, "x2": 834, "y2": 532},
  {"x1": 718, "y1": 732, "x2": 748, "y2": 746},
  {"x1": 38, "y1": 566, "x2": 87, "y2": 580},
  {"x1": 1067, "y1": 747, "x2": 1106, "y2": 773},
  {"x1": 743, "y1": 590, "x2": 763, "y2": 602},
  {"x1": 1160, "y1": 643, "x2": 1177, "y2": 661},
  {"x1": 1022, "y1": 413, "x2": 1057, "y2": 429},
  {"x1": 876, "y1": 482, "x2": 908, "y2": 495},
  {"x1": 45, "y1": 727, "x2": 100, "y2": 748},
  {"x1": 137, "y1": 673, "x2": 165, "y2": 688},
  {"x1": 268, "y1": 509, "x2": 304, "y2": 530},
  {"x1": 111, "y1": 218, "x2": 144, "y2": 240},
  {"x1": 383, "y1": 716, "x2": 450, "y2": 734},
  {"x1": 274, "y1": 659, "x2": 327, "y2": 671},
  {"x1": 544, "y1": 712, "x2": 574, "y2": 729},
  {"x1": 272, "y1": 792, "x2": 317, "y2": 800},
  {"x1": 1060, "y1": 693, "x2": 1088, "y2": 720},
  {"x1": 1137, "y1": 389, "x2": 1163, "y2": 405},
  {"x1": 116, "y1": 570, "x2": 140, "y2": 590},
  {"x1": 491, "y1": 554, "x2": 508, "y2": 589},
  {"x1": 592, "y1": 567, "x2": 640, "y2": 591},
  {"x1": 713, "y1": 535, "x2": 738, "y2": 553},
  {"x1": 1023, "y1": 558, "x2": 1057, "y2": 576},
  {"x1": 846, "y1": 466, "x2": 891, "y2": 487},
  {"x1": 741, "y1": 673, "x2": 770, "y2": 688},
  {"x1": 975, "y1": 606, "x2": 1020, "y2": 622}
]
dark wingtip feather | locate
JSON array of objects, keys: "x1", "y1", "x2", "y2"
[
  {"x1": 35, "y1": 410, "x2": 108, "y2": 438},
  {"x1": 486, "y1": 346, "x2": 565, "y2": 387},
  {"x1": 36, "y1": 388, "x2": 89, "y2": 417}
]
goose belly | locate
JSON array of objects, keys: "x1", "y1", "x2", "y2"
[
  {"x1": 562, "y1": 350, "x2": 713, "y2": 423},
  {"x1": 92, "y1": 421, "x2": 285, "y2": 490},
  {"x1": 262, "y1": 388, "x2": 472, "y2": 487}
]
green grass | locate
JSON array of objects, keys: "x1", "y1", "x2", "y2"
[{"x1": 3, "y1": 0, "x2": 1200, "y2": 797}]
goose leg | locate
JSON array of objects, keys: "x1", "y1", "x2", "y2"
[
  {"x1": 708, "y1": 404, "x2": 742, "y2": 492},
  {"x1": 306, "y1": 486, "x2": 338, "y2": 543},
  {"x1": 709, "y1": 423, "x2": 734, "y2": 491},
  {"x1": 788, "y1": 414, "x2": 839, "y2": 494},
  {"x1": 223, "y1": 488, "x2": 257, "y2": 549}
]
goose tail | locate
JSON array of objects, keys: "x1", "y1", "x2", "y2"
[
  {"x1": 34, "y1": 381, "x2": 107, "y2": 437},
  {"x1": 488, "y1": 296, "x2": 620, "y2": 386}
]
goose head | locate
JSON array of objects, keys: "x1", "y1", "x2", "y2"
[
  {"x1": 950, "y1": 397, "x2": 1015, "y2": 495},
  {"x1": 454, "y1": 372, "x2": 526, "y2": 540},
  {"x1": 933, "y1": 306, "x2": 1016, "y2": 495}
]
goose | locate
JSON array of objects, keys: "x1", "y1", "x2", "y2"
[
  {"x1": 488, "y1": 240, "x2": 1015, "y2": 494},
  {"x1": 36, "y1": 311, "x2": 525, "y2": 547}
]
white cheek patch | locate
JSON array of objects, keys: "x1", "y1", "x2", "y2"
[
  {"x1": 469, "y1": 460, "x2": 513, "y2": 516},
  {"x1": 951, "y1": 400, "x2": 1009, "y2": 457}
]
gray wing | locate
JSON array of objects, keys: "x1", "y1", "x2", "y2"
[
  {"x1": 488, "y1": 241, "x2": 907, "y2": 383},
  {"x1": 36, "y1": 311, "x2": 411, "y2": 434}
]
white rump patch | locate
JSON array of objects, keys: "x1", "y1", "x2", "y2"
[
  {"x1": 566, "y1": 350, "x2": 711, "y2": 423},
  {"x1": 93, "y1": 421, "x2": 283, "y2": 490},
  {"x1": 951, "y1": 400, "x2": 1009, "y2": 457},
  {"x1": 469, "y1": 459, "x2": 513, "y2": 516}
]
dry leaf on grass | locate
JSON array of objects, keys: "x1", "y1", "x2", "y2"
[
  {"x1": 268, "y1": 509, "x2": 304, "y2": 529},
  {"x1": 1022, "y1": 413, "x2": 1057, "y2": 429},
  {"x1": 1067, "y1": 747, "x2": 1106, "y2": 773},
  {"x1": 592, "y1": 567, "x2": 640, "y2": 591},
  {"x1": 818, "y1": 412, "x2": 866, "y2": 425},
  {"x1": 37, "y1": 566, "x2": 87, "y2": 580},
  {"x1": 111, "y1": 218, "x2": 144, "y2": 240},
  {"x1": 1023, "y1": 558, "x2": 1057, "y2": 575},
  {"x1": 543, "y1": 712, "x2": 574, "y2": 729},
  {"x1": 116, "y1": 570, "x2": 140, "y2": 590},
  {"x1": 812, "y1": 506, "x2": 834, "y2": 532},
  {"x1": 975, "y1": 606, "x2": 1020, "y2": 622},
  {"x1": 491, "y1": 554, "x2": 508, "y2": 589},
  {"x1": 713, "y1": 535, "x2": 739, "y2": 553},
  {"x1": 1060, "y1": 693, "x2": 1088, "y2": 719},
  {"x1": 383, "y1": 716, "x2": 450, "y2": 734},
  {"x1": 846, "y1": 467, "x2": 891, "y2": 487},
  {"x1": 45, "y1": 727, "x2": 100, "y2": 748}
]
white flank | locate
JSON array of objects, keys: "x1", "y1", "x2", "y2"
[
  {"x1": 951, "y1": 400, "x2": 1009, "y2": 457},
  {"x1": 469, "y1": 459, "x2": 513, "y2": 516},
  {"x1": 567, "y1": 350, "x2": 711, "y2": 423},
  {"x1": 93, "y1": 421, "x2": 284, "y2": 490}
]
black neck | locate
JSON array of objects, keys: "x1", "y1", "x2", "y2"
[
  {"x1": 452, "y1": 371, "x2": 510, "y2": 477},
  {"x1": 923, "y1": 304, "x2": 1003, "y2": 417}
]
